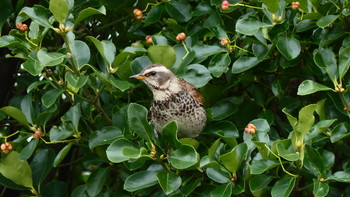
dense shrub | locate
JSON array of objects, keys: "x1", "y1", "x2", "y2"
[{"x1": 0, "y1": 0, "x2": 350, "y2": 196}]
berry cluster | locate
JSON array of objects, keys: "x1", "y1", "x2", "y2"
[
  {"x1": 133, "y1": 9, "x2": 143, "y2": 20},
  {"x1": 176, "y1": 32, "x2": 186, "y2": 41},
  {"x1": 145, "y1": 35, "x2": 153, "y2": 44},
  {"x1": 1, "y1": 142, "x2": 13, "y2": 154},
  {"x1": 245, "y1": 123, "x2": 257, "y2": 134},
  {"x1": 222, "y1": 0, "x2": 229, "y2": 10},
  {"x1": 16, "y1": 22, "x2": 28, "y2": 32},
  {"x1": 291, "y1": 1, "x2": 300, "y2": 10}
]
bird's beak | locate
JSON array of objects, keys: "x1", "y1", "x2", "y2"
[{"x1": 129, "y1": 74, "x2": 147, "y2": 80}]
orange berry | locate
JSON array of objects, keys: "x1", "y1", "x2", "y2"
[
  {"x1": 222, "y1": 0, "x2": 229, "y2": 6},
  {"x1": 222, "y1": 5, "x2": 229, "y2": 10},
  {"x1": 291, "y1": 2, "x2": 300, "y2": 10},
  {"x1": 220, "y1": 38, "x2": 229, "y2": 46},
  {"x1": 1, "y1": 143, "x2": 6, "y2": 151},
  {"x1": 176, "y1": 32, "x2": 186, "y2": 41},
  {"x1": 133, "y1": 9, "x2": 143, "y2": 19},
  {"x1": 145, "y1": 35, "x2": 153, "y2": 44},
  {"x1": 245, "y1": 123, "x2": 256, "y2": 134}
]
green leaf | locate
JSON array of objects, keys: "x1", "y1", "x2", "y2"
[
  {"x1": 211, "y1": 97, "x2": 241, "y2": 121},
  {"x1": 89, "y1": 126, "x2": 122, "y2": 149},
  {"x1": 147, "y1": 45, "x2": 176, "y2": 69},
  {"x1": 86, "y1": 168, "x2": 110, "y2": 197},
  {"x1": 0, "y1": 151, "x2": 33, "y2": 189},
  {"x1": 203, "y1": 12, "x2": 226, "y2": 39},
  {"x1": 277, "y1": 35, "x2": 301, "y2": 60},
  {"x1": 297, "y1": 80, "x2": 332, "y2": 95},
  {"x1": 210, "y1": 183, "x2": 232, "y2": 197},
  {"x1": 316, "y1": 15, "x2": 338, "y2": 28},
  {"x1": 249, "y1": 174, "x2": 273, "y2": 193},
  {"x1": 169, "y1": 145, "x2": 198, "y2": 169},
  {"x1": 0, "y1": 106, "x2": 30, "y2": 127},
  {"x1": 160, "y1": 121, "x2": 182, "y2": 149},
  {"x1": 208, "y1": 52, "x2": 231, "y2": 78},
  {"x1": 181, "y1": 64, "x2": 212, "y2": 88},
  {"x1": 157, "y1": 171, "x2": 181, "y2": 195},
  {"x1": 17, "y1": 5, "x2": 52, "y2": 28},
  {"x1": 192, "y1": 44, "x2": 223, "y2": 62},
  {"x1": 313, "y1": 48, "x2": 338, "y2": 82},
  {"x1": 205, "y1": 168, "x2": 231, "y2": 184},
  {"x1": 127, "y1": 103, "x2": 153, "y2": 141},
  {"x1": 71, "y1": 40, "x2": 91, "y2": 69},
  {"x1": 106, "y1": 138, "x2": 136, "y2": 163},
  {"x1": 276, "y1": 140, "x2": 300, "y2": 161},
  {"x1": 0, "y1": 0, "x2": 11, "y2": 34},
  {"x1": 87, "y1": 36, "x2": 116, "y2": 66},
  {"x1": 236, "y1": 17, "x2": 268, "y2": 36},
  {"x1": 152, "y1": 35, "x2": 168, "y2": 45},
  {"x1": 328, "y1": 171, "x2": 350, "y2": 182},
  {"x1": 144, "y1": 5, "x2": 164, "y2": 24},
  {"x1": 282, "y1": 108, "x2": 297, "y2": 128},
  {"x1": 37, "y1": 49, "x2": 65, "y2": 66},
  {"x1": 53, "y1": 142, "x2": 73, "y2": 167},
  {"x1": 41, "y1": 89, "x2": 64, "y2": 108},
  {"x1": 338, "y1": 46, "x2": 350, "y2": 79},
  {"x1": 30, "y1": 149, "x2": 55, "y2": 186},
  {"x1": 164, "y1": 0, "x2": 191, "y2": 23},
  {"x1": 61, "y1": 104, "x2": 81, "y2": 131},
  {"x1": 232, "y1": 56, "x2": 261, "y2": 74},
  {"x1": 200, "y1": 156, "x2": 220, "y2": 168},
  {"x1": 23, "y1": 58, "x2": 45, "y2": 76},
  {"x1": 313, "y1": 179, "x2": 329, "y2": 197},
  {"x1": 124, "y1": 171, "x2": 158, "y2": 192},
  {"x1": 220, "y1": 143, "x2": 248, "y2": 173},
  {"x1": 65, "y1": 72, "x2": 89, "y2": 89},
  {"x1": 250, "y1": 159, "x2": 279, "y2": 174},
  {"x1": 330, "y1": 122, "x2": 350, "y2": 143},
  {"x1": 20, "y1": 139, "x2": 39, "y2": 161},
  {"x1": 263, "y1": 0, "x2": 279, "y2": 13},
  {"x1": 75, "y1": 6, "x2": 106, "y2": 25},
  {"x1": 49, "y1": 0, "x2": 68, "y2": 23},
  {"x1": 49, "y1": 124, "x2": 74, "y2": 142},
  {"x1": 108, "y1": 76, "x2": 131, "y2": 92},
  {"x1": 292, "y1": 104, "x2": 317, "y2": 149},
  {"x1": 271, "y1": 176, "x2": 296, "y2": 197},
  {"x1": 21, "y1": 95, "x2": 34, "y2": 125}
]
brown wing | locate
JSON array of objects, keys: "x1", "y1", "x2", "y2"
[{"x1": 180, "y1": 78, "x2": 205, "y2": 105}]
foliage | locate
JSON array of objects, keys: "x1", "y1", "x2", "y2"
[{"x1": 0, "y1": 0, "x2": 350, "y2": 196}]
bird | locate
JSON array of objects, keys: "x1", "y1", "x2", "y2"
[{"x1": 130, "y1": 64, "x2": 206, "y2": 138}]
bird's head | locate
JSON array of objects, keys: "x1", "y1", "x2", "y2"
[{"x1": 130, "y1": 64, "x2": 180, "y2": 93}]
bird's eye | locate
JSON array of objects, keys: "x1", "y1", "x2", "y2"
[{"x1": 146, "y1": 71, "x2": 157, "y2": 77}]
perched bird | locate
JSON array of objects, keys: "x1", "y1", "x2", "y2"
[{"x1": 130, "y1": 64, "x2": 206, "y2": 138}]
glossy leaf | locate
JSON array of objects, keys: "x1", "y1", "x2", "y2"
[
  {"x1": 192, "y1": 44, "x2": 223, "y2": 61},
  {"x1": 65, "y1": 72, "x2": 89, "y2": 89},
  {"x1": 144, "y1": 5, "x2": 164, "y2": 24},
  {"x1": 20, "y1": 139, "x2": 39, "y2": 161},
  {"x1": 89, "y1": 126, "x2": 122, "y2": 149},
  {"x1": 250, "y1": 159, "x2": 279, "y2": 174},
  {"x1": 17, "y1": 5, "x2": 52, "y2": 28},
  {"x1": 0, "y1": 106, "x2": 30, "y2": 127},
  {"x1": 0, "y1": 151, "x2": 33, "y2": 189},
  {"x1": 220, "y1": 143, "x2": 248, "y2": 173},
  {"x1": 181, "y1": 64, "x2": 212, "y2": 88},
  {"x1": 75, "y1": 6, "x2": 106, "y2": 25},
  {"x1": 263, "y1": 0, "x2": 279, "y2": 13},
  {"x1": 232, "y1": 56, "x2": 260, "y2": 74},
  {"x1": 21, "y1": 94, "x2": 34, "y2": 125},
  {"x1": 53, "y1": 142, "x2": 73, "y2": 167},
  {"x1": 338, "y1": 46, "x2": 350, "y2": 79},
  {"x1": 109, "y1": 76, "x2": 131, "y2": 92},
  {"x1": 169, "y1": 145, "x2": 198, "y2": 169},
  {"x1": 249, "y1": 174, "x2": 273, "y2": 193},
  {"x1": 157, "y1": 171, "x2": 181, "y2": 195},
  {"x1": 41, "y1": 89, "x2": 64, "y2": 108},
  {"x1": 86, "y1": 168, "x2": 110, "y2": 197},
  {"x1": 277, "y1": 35, "x2": 301, "y2": 60},
  {"x1": 313, "y1": 179, "x2": 329, "y2": 197},
  {"x1": 106, "y1": 138, "x2": 137, "y2": 163},
  {"x1": 206, "y1": 168, "x2": 231, "y2": 184},
  {"x1": 87, "y1": 36, "x2": 116, "y2": 66},
  {"x1": 71, "y1": 40, "x2": 91, "y2": 69},
  {"x1": 210, "y1": 183, "x2": 232, "y2": 197},
  {"x1": 313, "y1": 48, "x2": 337, "y2": 82},
  {"x1": 147, "y1": 45, "x2": 176, "y2": 69},
  {"x1": 164, "y1": 0, "x2": 191, "y2": 23},
  {"x1": 30, "y1": 149, "x2": 55, "y2": 186},
  {"x1": 271, "y1": 176, "x2": 296, "y2": 197},
  {"x1": 330, "y1": 122, "x2": 350, "y2": 143},
  {"x1": 208, "y1": 52, "x2": 230, "y2": 78},
  {"x1": 160, "y1": 121, "x2": 181, "y2": 149},
  {"x1": 276, "y1": 140, "x2": 299, "y2": 161},
  {"x1": 328, "y1": 171, "x2": 350, "y2": 182},
  {"x1": 49, "y1": 0, "x2": 68, "y2": 23},
  {"x1": 236, "y1": 17, "x2": 268, "y2": 35},
  {"x1": 316, "y1": 15, "x2": 337, "y2": 28},
  {"x1": 297, "y1": 80, "x2": 332, "y2": 95},
  {"x1": 127, "y1": 103, "x2": 153, "y2": 141},
  {"x1": 49, "y1": 124, "x2": 74, "y2": 142},
  {"x1": 124, "y1": 171, "x2": 158, "y2": 192}
]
